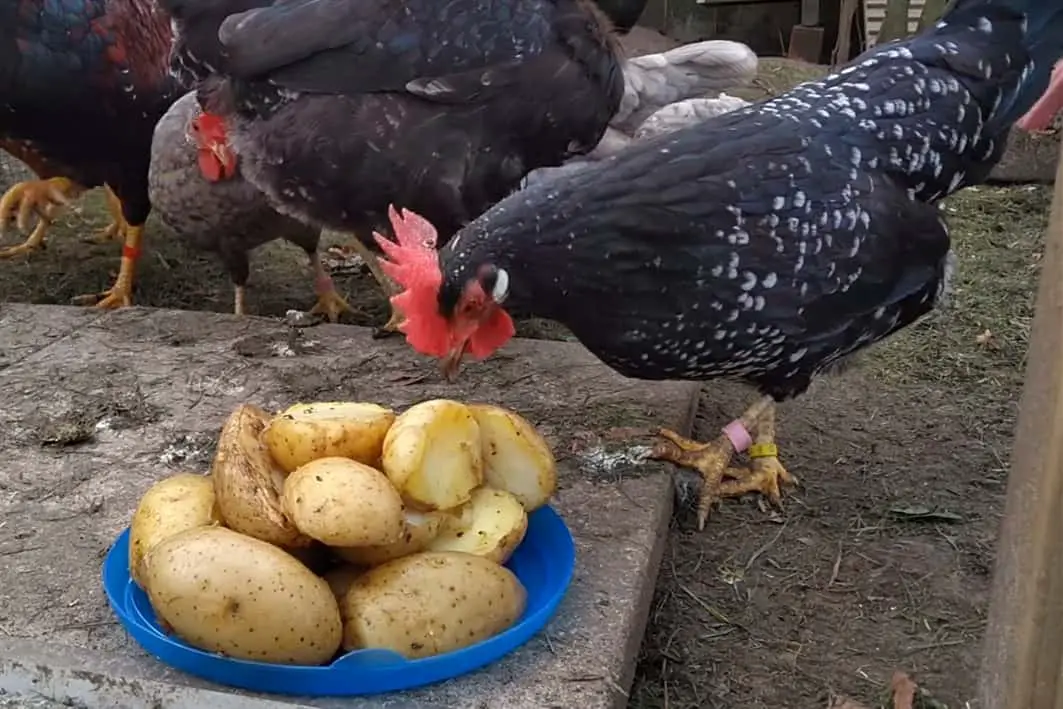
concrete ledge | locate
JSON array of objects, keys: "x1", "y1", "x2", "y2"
[{"x1": 0, "y1": 305, "x2": 698, "y2": 708}]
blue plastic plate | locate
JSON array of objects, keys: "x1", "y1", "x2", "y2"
[{"x1": 102, "y1": 505, "x2": 575, "y2": 697}]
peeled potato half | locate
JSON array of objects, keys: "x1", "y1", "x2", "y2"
[
  {"x1": 381, "y1": 399, "x2": 483, "y2": 511},
  {"x1": 468, "y1": 404, "x2": 557, "y2": 511},
  {"x1": 264, "y1": 401, "x2": 396, "y2": 473},
  {"x1": 427, "y1": 487, "x2": 528, "y2": 564}
]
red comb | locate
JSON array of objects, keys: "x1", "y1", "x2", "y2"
[{"x1": 374, "y1": 206, "x2": 450, "y2": 357}]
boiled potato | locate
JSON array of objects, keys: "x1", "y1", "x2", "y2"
[
  {"x1": 334, "y1": 510, "x2": 447, "y2": 566},
  {"x1": 282, "y1": 457, "x2": 404, "y2": 547},
  {"x1": 211, "y1": 404, "x2": 309, "y2": 547},
  {"x1": 469, "y1": 404, "x2": 557, "y2": 511},
  {"x1": 264, "y1": 402, "x2": 396, "y2": 473},
  {"x1": 142, "y1": 526, "x2": 342, "y2": 665},
  {"x1": 323, "y1": 565, "x2": 365, "y2": 606},
  {"x1": 427, "y1": 487, "x2": 528, "y2": 564},
  {"x1": 381, "y1": 399, "x2": 483, "y2": 511},
  {"x1": 129, "y1": 473, "x2": 221, "y2": 588},
  {"x1": 341, "y1": 551, "x2": 526, "y2": 658}
]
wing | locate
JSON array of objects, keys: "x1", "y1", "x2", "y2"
[{"x1": 217, "y1": 0, "x2": 559, "y2": 100}]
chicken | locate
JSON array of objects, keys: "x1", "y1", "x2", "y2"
[
  {"x1": 147, "y1": 92, "x2": 350, "y2": 320},
  {"x1": 373, "y1": 0, "x2": 1063, "y2": 529},
  {"x1": 0, "y1": 0, "x2": 181, "y2": 307},
  {"x1": 593, "y1": 0, "x2": 648, "y2": 34},
  {"x1": 158, "y1": 0, "x2": 625, "y2": 334}
]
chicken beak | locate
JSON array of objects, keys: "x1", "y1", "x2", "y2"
[
  {"x1": 212, "y1": 143, "x2": 236, "y2": 179},
  {"x1": 440, "y1": 339, "x2": 469, "y2": 383}
]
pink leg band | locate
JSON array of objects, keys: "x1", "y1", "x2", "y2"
[
  {"x1": 314, "y1": 272, "x2": 335, "y2": 295},
  {"x1": 722, "y1": 420, "x2": 752, "y2": 453}
]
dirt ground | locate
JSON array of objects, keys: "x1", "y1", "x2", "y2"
[{"x1": 0, "y1": 47, "x2": 1049, "y2": 708}]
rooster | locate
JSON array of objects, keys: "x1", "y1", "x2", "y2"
[
  {"x1": 374, "y1": 0, "x2": 1063, "y2": 529},
  {"x1": 0, "y1": 0, "x2": 182, "y2": 307}
]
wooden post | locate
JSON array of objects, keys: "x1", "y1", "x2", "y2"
[{"x1": 979, "y1": 139, "x2": 1063, "y2": 706}]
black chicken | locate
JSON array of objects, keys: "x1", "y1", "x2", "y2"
[
  {"x1": 0, "y1": 0, "x2": 181, "y2": 306},
  {"x1": 376, "y1": 0, "x2": 1063, "y2": 529},
  {"x1": 593, "y1": 0, "x2": 648, "y2": 33},
  {"x1": 159, "y1": 0, "x2": 624, "y2": 333}
]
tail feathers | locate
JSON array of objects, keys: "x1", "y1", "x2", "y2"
[
  {"x1": 611, "y1": 40, "x2": 757, "y2": 133},
  {"x1": 907, "y1": 0, "x2": 1063, "y2": 131}
]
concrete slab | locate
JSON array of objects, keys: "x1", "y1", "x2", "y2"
[{"x1": 0, "y1": 305, "x2": 699, "y2": 708}]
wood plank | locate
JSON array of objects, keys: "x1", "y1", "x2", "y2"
[{"x1": 978, "y1": 136, "x2": 1063, "y2": 705}]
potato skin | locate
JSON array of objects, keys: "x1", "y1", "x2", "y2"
[
  {"x1": 281, "y1": 457, "x2": 405, "y2": 547},
  {"x1": 264, "y1": 402, "x2": 396, "y2": 473},
  {"x1": 211, "y1": 404, "x2": 310, "y2": 547},
  {"x1": 142, "y1": 526, "x2": 342, "y2": 665},
  {"x1": 468, "y1": 404, "x2": 557, "y2": 511},
  {"x1": 341, "y1": 551, "x2": 527, "y2": 658},
  {"x1": 333, "y1": 511, "x2": 446, "y2": 567},
  {"x1": 129, "y1": 473, "x2": 221, "y2": 588},
  {"x1": 381, "y1": 399, "x2": 483, "y2": 511}
]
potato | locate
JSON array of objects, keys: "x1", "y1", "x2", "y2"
[
  {"x1": 210, "y1": 404, "x2": 309, "y2": 547},
  {"x1": 381, "y1": 399, "x2": 483, "y2": 511},
  {"x1": 129, "y1": 473, "x2": 221, "y2": 588},
  {"x1": 281, "y1": 457, "x2": 404, "y2": 547},
  {"x1": 264, "y1": 402, "x2": 396, "y2": 473},
  {"x1": 341, "y1": 552, "x2": 526, "y2": 658},
  {"x1": 468, "y1": 404, "x2": 557, "y2": 511},
  {"x1": 426, "y1": 487, "x2": 528, "y2": 564},
  {"x1": 334, "y1": 510, "x2": 447, "y2": 566},
  {"x1": 323, "y1": 565, "x2": 365, "y2": 606},
  {"x1": 142, "y1": 526, "x2": 342, "y2": 665}
]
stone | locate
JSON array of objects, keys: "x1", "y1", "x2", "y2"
[{"x1": 0, "y1": 305, "x2": 699, "y2": 708}]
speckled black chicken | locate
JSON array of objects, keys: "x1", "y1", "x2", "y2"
[
  {"x1": 375, "y1": 0, "x2": 1063, "y2": 529},
  {"x1": 147, "y1": 92, "x2": 349, "y2": 319}
]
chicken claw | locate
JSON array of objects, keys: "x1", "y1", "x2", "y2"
[
  {"x1": 308, "y1": 250, "x2": 352, "y2": 322},
  {"x1": 71, "y1": 225, "x2": 142, "y2": 309},
  {"x1": 0, "y1": 177, "x2": 82, "y2": 258},
  {"x1": 87, "y1": 186, "x2": 134, "y2": 245},
  {"x1": 649, "y1": 395, "x2": 779, "y2": 529}
]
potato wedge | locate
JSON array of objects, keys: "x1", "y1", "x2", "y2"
[
  {"x1": 468, "y1": 404, "x2": 557, "y2": 511},
  {"x1": 129, "y1": 473, "x2": 221, "y2": 588},
  {"x1": 282, "y1": 457, "x2": 405, "y2": 547},
  {"x1": 264, "y1": 402, "x2": 396, "y2": 473},
  {"x1": 426, "y1": 487, "x2": 528, "y2": 564},
  {"x1": 381, "y1": 399, "x2": 483, "y2": 511},
  {"x1": 334, "y1": 510, "x2": 447, "y2": 566},
  {"x1": 142, "y1": 526, "x2": 342, "y2": 665},
  {"x1": 211, "y1": 404, "x2": 309, "y2": 547},
  {"x1": 341, "y1": 551, "x2": 526, "y2": 658}
]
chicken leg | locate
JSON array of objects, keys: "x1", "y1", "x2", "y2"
[
  {"x1": 0, "y1": 177, "x2": 83, "y2": 258},
  {"x1": 340, "y1": 236, "x2": 404, "y2": 336},
  {"x1": 88, "y1": 185, "x2": 137, "y2": 245},
  {"x1": 71, "y1": 224, "x2": 143, "y2": 309},
  {"x1": 307, "y1": 250, "x2": 352, "y2": 322},
  {"x1": 651, "y1": 395, "x2": 796, "y2": 529}
]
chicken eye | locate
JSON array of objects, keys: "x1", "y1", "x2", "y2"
[{"x1": 477, "y1": 265, "x2": 509, "y2": 305}]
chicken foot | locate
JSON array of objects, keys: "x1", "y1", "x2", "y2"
[
  {"x1": 650, "y1": 395, "x2": 796, "y2": 529},
  {"x1": 0, "y1": 177, "x2": 83, "y2": 258},
  {"x1": 70, "y1": 224, "x2": 143, "y2": 309},
  {"x1": 87, "y1": 185, "x2": 137, "y2": 245},
  {"x1": 308, "y1": 250, "x2": 352, "y2": 322},
  {"x1": 340, "y1": 236, "x2": 404, "y2": 337}
]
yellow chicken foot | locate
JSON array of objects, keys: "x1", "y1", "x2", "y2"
[
  {"x1": 716, "y1": 400, "x2": 798, "y2": 509},
  {"x1": 307, "y1": 250, "x2": 352, "y2": 322},
  {"x1": 0, "y1": 177, "x2": 83, "y2": 258},
  {"x1": 71, "y1": 225, "x2": 143, "y2": 308},
  {"x1": 341, "y1": 236, "x2": 404, "y2": 337},
  {"x1": 87, "y1": 185, "x2": 132, "y2": 244},
  {"x1": 650, "y1": 394, "x2": 775, "y2": 530}
]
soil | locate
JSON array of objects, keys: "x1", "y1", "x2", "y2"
[{"x1": 0, "y1": 34, "x2": 1047, "y2": 708}]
